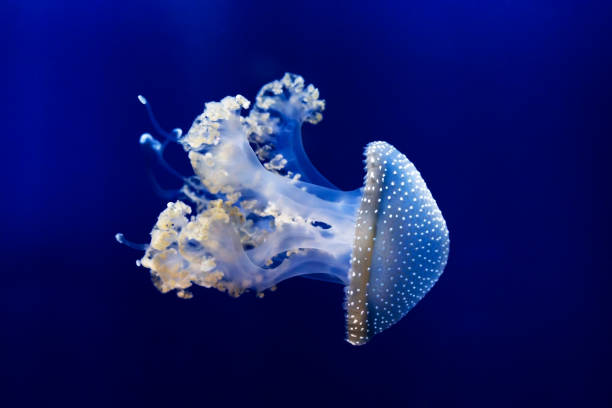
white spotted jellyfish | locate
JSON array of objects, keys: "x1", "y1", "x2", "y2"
[{"x1": 117, "y1": 73, "x2": 449, "y2": 345}]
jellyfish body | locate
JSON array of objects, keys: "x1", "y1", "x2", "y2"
[{"x1": 118, "y1": 73, "x2": 449, "y2": 344}]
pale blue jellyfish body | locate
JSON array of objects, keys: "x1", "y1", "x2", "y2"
[{"x1": 117, "y1": 74, "x2": 449, "y2": 345}]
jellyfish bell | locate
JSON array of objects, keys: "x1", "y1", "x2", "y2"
[
  {"x1": 346, "y1": 142, "x2": 449, "y2": 344},
  {"x1": 117, "y1": 73, "x2": 449, "y2": 345}
]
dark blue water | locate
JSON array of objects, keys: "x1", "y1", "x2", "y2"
[{"x1": 3, "y1": 1, "x2": 610, "y2": 406}]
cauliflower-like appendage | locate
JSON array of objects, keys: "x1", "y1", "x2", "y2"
[
  {"x1": 182, "y1": 95, "x2": 250, "y2": 150},
  {"x1": 140, "y1": 199, "x2": 269, "y2": 298},
  {"x1": 253, "y1": 73, "x2": 325, "y2": 125},
  {"x1": 179, "y1": 94, "x2": 257, "y2": 197},
  {"x1": 244, "y1": 73, "x2": 327, "y2": 184}
]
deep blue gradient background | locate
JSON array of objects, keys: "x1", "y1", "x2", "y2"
[{"x1": 2, "y1": 1, "x2": 611, "y2": 406}]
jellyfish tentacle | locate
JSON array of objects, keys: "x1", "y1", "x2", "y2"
[
  {"x1": 115, "y1": 233, "x2": 148, "y2": 251},
  {"x1": 138, "y1": 199, "x2": 350, "y2": 296},
  {"x1": 144, "y1": 168, "x2": 182, "y2": 200},
  {"x1": 246, "y1": 73, "x2": 337, "y2": 190},
  {"x1": 255, "y1": 250, "x2": 350, "y2": 289},
  {"x1": 244, "y1": 218, "x2": 355, "y2": 267},
  {"x1": 301, "y1": 272, "x2": 347, "y2": 284},
  {"x1": 139, "y1": 133, "x2": 201, "y2": 197},
  {"x1": 138, "y1": 95, "x2": 180, "y2": 142}
]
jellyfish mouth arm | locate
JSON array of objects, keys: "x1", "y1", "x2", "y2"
[
  {"x1": 247, "y1": 73, "x2": 336, "y2": 190},
  {"x1": 210, "y1": 160, "x2": 361, "y2": 272},
  {"x1": 204, "y1": 218, "x2": 352, "y2": 291},
  {"x1": 139, "y1": 201, "x2": 351, "y2": 297},
  {"x1": 244, "y1": 222, "x2": 351, "y2": 265},
  {"x1": 256, "y1": 250, "x2": 351, "y2": 288}
]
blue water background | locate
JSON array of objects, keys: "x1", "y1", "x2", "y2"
[{"x1": 2, "y1": 1, "x2": 610, "y2": 406}]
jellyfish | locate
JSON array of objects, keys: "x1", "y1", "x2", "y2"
[{"x1": 117, "y1": 73, "x2": 449, "y2": 345}]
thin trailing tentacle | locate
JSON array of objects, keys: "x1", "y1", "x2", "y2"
[
  {"x1": 115, "y1": 233, "x2": 148, "y2": 251},
  {"x1": 138, "y1": 95, "x2": 181, "y2": 143},
  {"x1": 139, "y1": 133, "x2": 203, "y2": 196},
  {"x1": 144, "y1": 168, "x2": 182, "y2": 200}
]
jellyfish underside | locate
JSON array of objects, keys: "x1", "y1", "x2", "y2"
[{"x1": 118, "y1": 73, "x2": 449, "y2": 344}]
